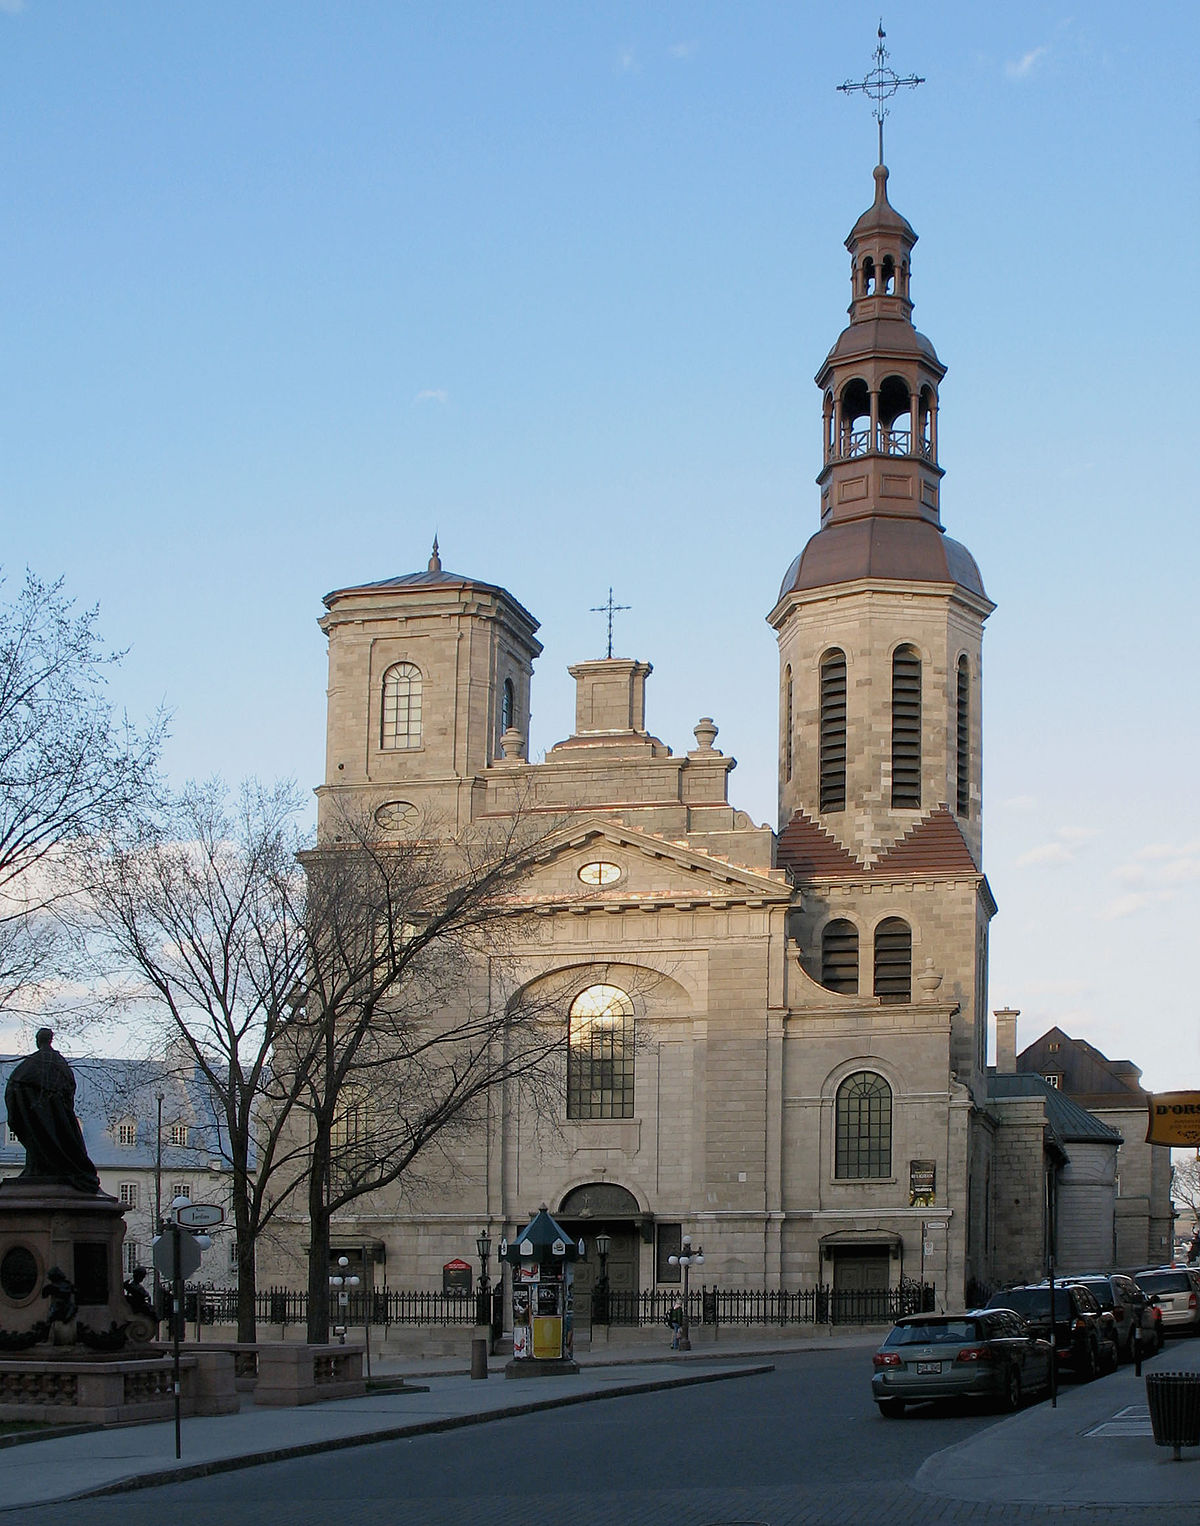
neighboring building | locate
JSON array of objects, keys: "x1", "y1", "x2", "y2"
[
  {"x1": 0, "y1": 1051, "x2": 239, "y2": 1289},
  {"x1": 1016, "y1": 1022, "x2": 1174, "y2": 1269},
  {"x1": 266, "y1": 155, "x2": 1014, "y2": 1309}
]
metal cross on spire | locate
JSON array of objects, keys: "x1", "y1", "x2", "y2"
[
  {"x1": 590, "y1": 587, "x2": 631, "y2": 660},
  {"x1": 837, "y1": 21, "x2": 924, "y2": 166}
]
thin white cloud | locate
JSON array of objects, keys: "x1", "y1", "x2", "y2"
[
  {"x1": 999, "y1": 794, "x2": 1038, "y2": 812},
  {"x1": 1015, "y1": 824, "x2": 1099, "y2": 868},
  {"x1": 1101, "y1": 891, "x2": 1155, "y2": 921},
  {"x1": 1016, "y1": 842, "x2": 1074, "y2": 867},
  {"x1": 0, "y1": 0, "x2": 25, "y2": 14},
  {"x1": 668, "y1": 41, "x2": 698, "y2": 61},
  {"x1": 617, "y1": 47, "x2": 638, "y2": 74},
  {"x1": 1006, "y1": 44, "x2": 1050, "y2": 80},
  {"x1": 413, "y1": 388, "x2": 448, "y2": 405}
]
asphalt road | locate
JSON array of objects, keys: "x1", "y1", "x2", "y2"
[{"x1": 7, "y1": 1348, "x2": 1200, "y2": 1526}]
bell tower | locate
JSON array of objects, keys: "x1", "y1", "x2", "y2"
[{"x1": 769, "y1": 162, "x2": 994, "y2": 869}]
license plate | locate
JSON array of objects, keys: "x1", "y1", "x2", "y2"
[{"x1": 916, "y1": 1361, "x2": 941, "y2": 1374}]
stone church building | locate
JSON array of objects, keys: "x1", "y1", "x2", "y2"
[{"x1": 293, "y1": 162, "x2": 1059, "y2": 1309}]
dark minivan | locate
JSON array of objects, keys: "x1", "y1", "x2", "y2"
[{"x1": 983, "y1": 1283, "x2": 1115, "y2": 1380}]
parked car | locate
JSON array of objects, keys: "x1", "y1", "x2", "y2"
[
  {"x1": 871, "y1": 1309, "x2": 1053, "y2": 1418},
  {"x1": 1133, "y1": 1267, "x2": 1200, "y2": 1336},
  {"x1": 983, "y1": 1283, "x2": 1116, "y2": 1380},
  {"x1": 1062, "y1": 1273, "x2": 1162, "y2": 1360}
]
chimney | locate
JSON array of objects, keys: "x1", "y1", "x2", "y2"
[{"x1": 994, "y1": 1008, "x2": 1020, "y2": 1074}]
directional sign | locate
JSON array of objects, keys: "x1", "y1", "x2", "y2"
[
  {"x1": 152, "y1": 1228, "x2": 202, "y2": 1282},
  {"x1": 176, "y1": 1202, "x2": 225, "y2": 1229}
]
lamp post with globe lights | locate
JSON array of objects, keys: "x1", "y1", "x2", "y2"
[
  {"x1": 593, "y1": 1231, "x2": 611, "y2": 1326},
  {"x1": 475, "y1": 1229, "x2": 492, "y2": 1333},
  {"x1": 667, "y1": 1235, "x2": 703, "y2": 1351},
  {"x1": 329, "y1": 1255, "x2": 360, "y2": 1345}
]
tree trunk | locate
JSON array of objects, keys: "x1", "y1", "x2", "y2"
[
  {"x1": 306, "y1": 1134, "x2": 331, "y2": 1344},
  {"x1": 234, "y1": 1193, "x2": 256, "y2": 1344}
]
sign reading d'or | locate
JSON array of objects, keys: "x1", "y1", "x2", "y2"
[{"x1": 1145, "y1": 1092, "x2": 1200, "y2": 1146}]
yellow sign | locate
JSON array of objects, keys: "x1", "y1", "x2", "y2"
[
  {"x1": 1145, "y1": 1093, "x2": 1200, "y2": 1146},
  {"x1": 531, "y1": 1316, "x2": 563, "y2": 1360}
]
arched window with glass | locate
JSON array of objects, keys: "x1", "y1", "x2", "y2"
[
  {"x1": 501, "y1": 677, "x2": 516, "y2": 734},
  {"x1": 567, "y1": 984, "x2": 635, "y2": 1120},
  {"x1": 835, "y1": 1071, "x2": 893, "y2": 1179},
  {"x1": 381, "y1": 662, "x2": 422, "y2": 750}
]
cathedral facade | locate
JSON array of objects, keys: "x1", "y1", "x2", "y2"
[{"x1": 302, "y1": 162, "x2": 1005, "y2": 1309}]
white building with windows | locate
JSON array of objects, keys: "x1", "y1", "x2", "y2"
[{"x1": 0, "y1": 1053, "x2": 240, "y2": 1289}]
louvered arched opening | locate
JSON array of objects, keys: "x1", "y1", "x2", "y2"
[
  {"x1": 821, "y1": 920, "x2": 859, "y2": 994},
  {"x1": 891, "y1": 645, "x2": 921, "y2": 809},
  {"x1": 956, "y1": 656, "x2": 970, "y2": 818},
  {"x1": 819, "y1": 649, "x2": 847, "y2": 813},
  {"x1": 784, "y1": 665, "x2": 794, "y2": 782},
  {"x1": 873, "y1": 918, "x2": 912, "y2": 1004}
]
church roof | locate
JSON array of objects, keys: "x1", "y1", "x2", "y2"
[
  {"x1": 777, "y1": 805, "x2": 982, "y2": 880},
  {"x1": 777, "y1": 518, "x2": 989, "y2": 603},
  {"x1": 322, "y1": 543, "x2": 540, "y2": 631},
  {"x1": 875, "y1": 807, "x2": 979, "y2": 873},
  {"x1": 988, "y1": 1070, "x2": 1124, "y2": 1146}
]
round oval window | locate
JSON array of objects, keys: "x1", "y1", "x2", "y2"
[
  {"x1": 0, "y1": 1245, "x2": 38, "y2": 1301},
  {"x1": 578, "y1": 861, "x2": 621, "y2": 886}
]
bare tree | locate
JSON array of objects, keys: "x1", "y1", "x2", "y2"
[
  {"x1": 0, "y1": 569, "x2": 164, "y2": 1016},
  {"x1": 83, "y1": 778, "x2": 313, "y2": 1341},
  {"x1": 280, "y1": 806, "x2": 570, "y2": 1344},
  {"x1": 1172, "y1": 1154, "x2": 1200, "y2": 1226}
]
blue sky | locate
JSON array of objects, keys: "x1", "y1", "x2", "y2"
[{"x1": 2, "y1": 4, "x2": 1197, "y2": 1089}]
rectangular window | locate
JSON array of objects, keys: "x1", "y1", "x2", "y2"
[
  {"x1": 171, "y1": 1181, "x2": 191, "y2": 1201},
  {"x1": 117, "y1": 1121, "x2": 137, "y2": 1147},
  {"x1": 124, "y1": 1240, "x2": 140, "y2": 1274},
  {"x1": 169, "y1": 1124, "x2": 189, "y2": 1148},
  {"x1": 119, "y1": 1181, "x2": 139, "y2": 1208},
  {"x1": 656, "y1": 1223, "x2": 682, "y2": 1284}
]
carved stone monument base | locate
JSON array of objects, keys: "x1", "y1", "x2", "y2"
[{"x1": 0, "y1": 1180, "x2": 149, "y2": 1351}]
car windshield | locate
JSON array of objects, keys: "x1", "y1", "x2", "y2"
[
  {"x1": 987, "y1": 1290, "x2": 1061, "y2": 1320},
  {"x1": 885, "y1": 1320, "x2": 978, "y2": 1346},
  {"x1": 1071, "y1": 1280, "x2": 1113, "y2": 1308},
  {"x1": 1137, "y1": 1272, "x2": 1192, "y2": 1294}
]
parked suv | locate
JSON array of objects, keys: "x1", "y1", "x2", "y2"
[
  {"x1": 1133, "y1": 1267, "x2": 1200, "y2": 1336},
  {"x1": 984, "y1": 1283, "x2": 1116, "y2": 1380},
  {"x1": 1063, "y1": 1273, "x2": 1162, "y2": 1360}
]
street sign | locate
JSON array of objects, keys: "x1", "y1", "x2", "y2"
[
  {"x1": 176, "y1": 1202, "x2": 225, "y2": 1228},
  {"x1": 152, "y1": 1228, "x2": 202, "y2": 1282}
]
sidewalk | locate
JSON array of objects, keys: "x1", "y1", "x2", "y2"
[
  {"x1": 915, "y1": 1336, "x2": 1200, "y2": 1508},
  {"x1": 1, "y1": 1329, "x2": 1198, "y2": 1512}
]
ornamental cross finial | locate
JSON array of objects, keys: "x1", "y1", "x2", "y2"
[
  {"x1": 837, "y1": 21, "x2": 924, "y2": 166},
  {"x1": 589, "y1": 587, "x2": 631, "y2": 660}
]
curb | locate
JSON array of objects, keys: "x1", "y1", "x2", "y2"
[{"x1": 23, "y1": 1362, "x2": 773, "y2": 1508}]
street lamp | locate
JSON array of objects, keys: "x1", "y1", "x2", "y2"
[
  {"x1": 329, "y1": 1255, "x2": 360, "y2": 1346},
  {"x1": 667, "y1": 1234, "x2": 704, "y2": 1352},
  {"x1": 594, "y1": 1231, "x2": 611, "y2": 1326},
  {"x1": 475, "y1": 1229, "x2": 491, "y2": 1329},
  {"x1": 153, "y1": 1089, "x2": 165, "y2": 1312}
]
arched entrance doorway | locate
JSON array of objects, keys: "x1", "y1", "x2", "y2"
[{"x1": 557, "y1": 1183, "x2": 643, "y2": 1323}]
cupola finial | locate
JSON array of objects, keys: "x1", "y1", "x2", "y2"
[
  {"x1": 837, "y1": 22, "x2": 924, "y2": 167},
  {"x1": 429, "y1": 535, "x2": 441, "y2": 573}
]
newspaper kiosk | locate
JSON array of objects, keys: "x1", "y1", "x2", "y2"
[{"x1": 500, "y1": 1205, "x2": 581, "y2": 1378}]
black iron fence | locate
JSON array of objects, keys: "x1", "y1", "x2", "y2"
[{"x1": 184, "y1": 1280, "x2": 933, "y2": 1330}]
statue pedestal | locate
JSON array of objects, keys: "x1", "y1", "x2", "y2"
[{"x1": 0, "y1": 1180, "x2": 146, "y2": 1349}]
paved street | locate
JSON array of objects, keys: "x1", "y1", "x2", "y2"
[{"x1": 7, "y1": 1344, "x2": 1200, "y2": 1526}]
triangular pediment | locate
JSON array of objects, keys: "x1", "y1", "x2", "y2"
[{"x1": 520, "y1": 816, "x2": 793, "y2": 909}]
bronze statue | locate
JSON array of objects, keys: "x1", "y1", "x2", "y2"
[{"x1": 3, "y1": 1028, "x2": 100, "y2": 1193}]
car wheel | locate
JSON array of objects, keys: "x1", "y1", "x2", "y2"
[
  {"x1": 1002, "y1": 1367, "x2": 1022, "y2": 1413},
  {"x1": 877, "y1": 1398, "x2": 905, "y2": 1418},
  {"x1": 1078, "y1": 1340, "x2": 1099, "y2": 1382}
]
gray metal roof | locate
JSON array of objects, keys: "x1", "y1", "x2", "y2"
[{"x1": 988, "y1": 1070, "x2": 1124, "y2": 1146}]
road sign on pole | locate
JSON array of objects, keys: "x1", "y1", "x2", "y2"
[
  {"x1": 152, "y1": 1228, "x2": 202, "y2": 1282},
  {"x1": 175, "y1": 1203, "x2": 225, "y2": 1229}
]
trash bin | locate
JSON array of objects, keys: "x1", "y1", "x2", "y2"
[{"x1": 1145, "y1": 1372, "x2": 1200, "y2": 1460}]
